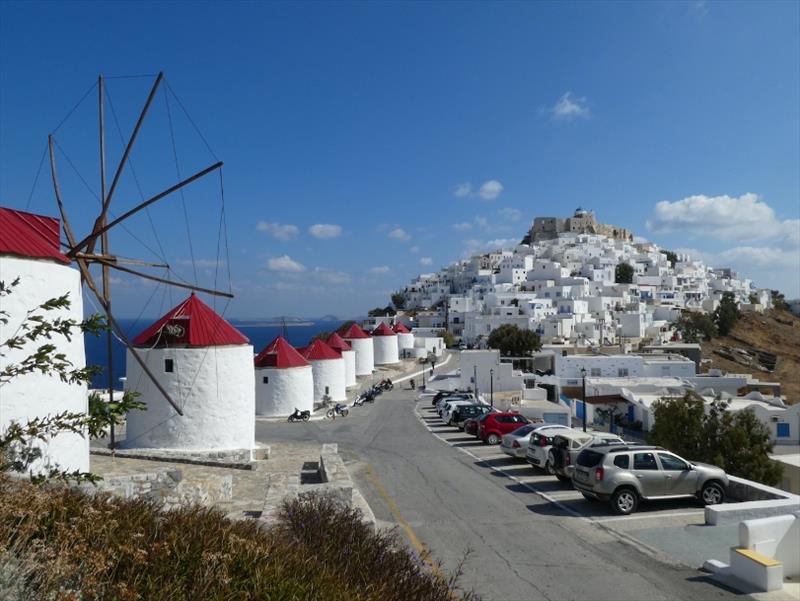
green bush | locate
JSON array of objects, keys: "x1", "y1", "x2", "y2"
[{"x1": 0, "y1": 478, "x2": 478, "y2": 601}]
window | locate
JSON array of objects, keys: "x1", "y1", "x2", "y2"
[
  {"x1": 658, "y1": 453, "x2": 688, "y2": 471},
  {"x1": 325, "y1": 386, "x2": 330, "y2": 395},
  {"x1": 618, "y1": 368, "x2": 629, "y2": 377},
  {"x1": 262, "y1": 376, "x2": 269, "y2": 384},
  {"x1": 613, "y1": 455, "x2": 630, "y2": 469},
  {"x1": 590, "y1": 368, "x2": 601, "y2": 377},
  {"x1": 164, "y1": 358, "x2": 174, "y2": 373},
  {"x1": 633, "y1": 453, "x2": 658, "y2": 470}
]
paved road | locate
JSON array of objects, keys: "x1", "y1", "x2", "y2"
[{"x1": 258, "y1": 356, "x2": 747, "y2": 601}]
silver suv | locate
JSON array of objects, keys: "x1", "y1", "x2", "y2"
[{"x1": 572, "y1": 445, "x2": 728, "y2": 515}]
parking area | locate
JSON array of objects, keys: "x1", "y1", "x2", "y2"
[{"x1": 413, "y1": 398, "x2": 747, "y2": 570}]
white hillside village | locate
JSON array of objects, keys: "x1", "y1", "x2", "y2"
[{"x1": 391, "y1": 209, "x2": 798, "y2": 446}]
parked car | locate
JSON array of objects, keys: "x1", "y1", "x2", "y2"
[
  {"x1": 464, "y1": 411, "x2": 493, "y2": 436},
  {"x1": 439, "y1": 398, "x2": 477, "y2": 419},
  {"x1": 451, "y1": 404, "x2": 493, "y2": 430},
  {"x1": 526, "y1": 427, "x2": 573, "y2": 474},
  {"x1": 572, "y1": 445, "x2": 728, "y2": 515},
  {"x1": 502, "y1": 423, "x2": 571, "y2": 460},
  {"x1": 478, "y1": 412, "x2": 531, "y2": 445},
  {"x1": 431, "y1": 390, "x2": 473, "y2": 407},
  {"x1": 442, "y1": 400, "x2": 487, "y2": 425},
  {"x1": 435, "y1": 393, "x2": 475, "y2": 411},
  {"x1": 549, "y1": 431, "x2": 626, "y2": 482}
]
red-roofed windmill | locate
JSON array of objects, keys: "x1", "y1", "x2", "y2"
[{"x1": 46, "y1": 73, "x2": 232, "y2": 444}]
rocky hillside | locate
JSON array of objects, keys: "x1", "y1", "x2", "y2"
[{"x1": 699, "y1": 309, "x2": 800, "y2": 404}]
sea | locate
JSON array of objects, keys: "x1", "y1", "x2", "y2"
[{"x1": 84, "y1": 318, "x2": 345, "y2": 390}]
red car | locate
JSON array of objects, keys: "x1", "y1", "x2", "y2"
[{"x1": 478, "y1": 412, "x2": 531, "y2": 445}]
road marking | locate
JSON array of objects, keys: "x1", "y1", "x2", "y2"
[
  {"x1": 593, "y1": 510, "x2": 703, "y2": 523},
  {"x1": 362, "y1": 462, "x2": 440, "y2": 571}
]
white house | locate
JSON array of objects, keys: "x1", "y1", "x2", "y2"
[
  {"x1": 299, "y1": 339, "x2": 346, "y2": 404},
  {"x1": 254, "y1": 336, "x2": 314, "y2": 417}
]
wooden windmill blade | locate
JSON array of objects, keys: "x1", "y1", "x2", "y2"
[{"x1": 48, "y1": 72, "x2": 233, "y2": 423}]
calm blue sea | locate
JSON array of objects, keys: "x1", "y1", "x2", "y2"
[{"x1": 84, "y1": 319, "x2": 344, "y2": 389}]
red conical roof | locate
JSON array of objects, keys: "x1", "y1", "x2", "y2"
[
  {"x1": 299, "y1": 338, "x2": 342, "y2": 361},
  {"x1": 372, "y1": 322, "x2": 396, "y2": 337},
  {"x1": 0, "y1": 207, "x2": 69, "y2": 264},
  {"x1": 392, "y1": 323, "x2": 411, "y2": 334},
  {"x1": 339, "y1": 323, "x2": 370, "y2": 339},
  {"x1": 132, "y1": 293, "x2": 248, "y2": 347},
  {"x1": 254, "y1": 336, "x2": 309, "y2": 368},
  {"x1": 326, "y1": 332, "x2": 352, "y2": 352}
]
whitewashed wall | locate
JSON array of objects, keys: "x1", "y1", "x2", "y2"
[
  {"x1": 346, "y1": 337, "x2": 374, "y2": 376},
  {"x1": 309, "y1": 357, "x2": 346, "y2": 402},
  {"x1": 396, "y1": 332, "x2": 414, "y2": 352},
  {"x1": 124, "y1": 345, "x2": 255, "y2": 451},
  {"x1": 373, "y1": 335, "x2": 400, "y2": 365},
  {"x1": 255, "y1": 365, "x2": 314, "y2": 416},
  {"x1": 341, "y1": 349, "x2": 357, "y2": 388},
  {"x1": 0, "y1": 257, "x2": 89, "y2": 473}
]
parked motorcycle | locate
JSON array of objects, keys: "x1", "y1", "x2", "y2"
[
  {"x1": 378, "y1": 378, "x2": 393, "y2": 390},
  {"x1": 326, "y1": 403, "x2": 349, "y2": 419},
  {"x1": 287, "y1": 408, "x2": 311, "y2": 422}
]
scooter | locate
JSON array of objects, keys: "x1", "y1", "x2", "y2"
[
  {"x1": 287, "y1": 408, "x2": 311, "y2": 422},
  {"x1": 378, "y1": 378, "x2": 394, "y2": 390},
  {"x1": 326, "y1": 403, "x2": 349, "y2": 419}
]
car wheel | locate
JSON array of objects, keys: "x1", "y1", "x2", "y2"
[
  {"x1": 611, "y1": 487, "x2": 638, "y2": 515},
  {"x1": 545, "y1": 461, "x2": 556, "y2": 476},
  {"x1": 700, "y1": 482, "x2": 725, "y2": 506},
  {"x1": 486, "y1": 433, "x2": 500, "y2": 445}
]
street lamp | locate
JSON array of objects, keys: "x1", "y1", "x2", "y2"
[
  {"x1": 580, "y1": 367, "x2": 587, "y2": 432},
  {"x1": 422, "y1": 358, "x2": 426, "y2": 390},
  {"x1": 473, "y1": 364, "x2": 478, "y2": 398},
  {"x1": 489, "y1": 368, "x2": 494, "y2": 408}
]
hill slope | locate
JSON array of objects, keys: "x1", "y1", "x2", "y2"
[{"x1": 699, "y1": 309, "x2": 800, "y2": 404}]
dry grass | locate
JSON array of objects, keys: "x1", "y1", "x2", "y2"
[
  {"x1": 0, "y1": 476, "x2": 478, "y2": 601},
  {"x1": 700, "y1": 309, "x2": 800, "y2": 404}
]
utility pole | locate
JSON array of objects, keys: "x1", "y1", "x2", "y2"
[
  {"x1": 490, "y1": 368, "x2": 494, "y2": 408},
  {"x1": 581, "y1": 367, "x2": 587, "y2": 432},
  {"x1": 473, "y1": 364, "x2": 478, "y2": 398}
]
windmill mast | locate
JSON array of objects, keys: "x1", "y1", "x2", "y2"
[{"x1": 98, "y1": 74, "x2": 116, "y2": 448}]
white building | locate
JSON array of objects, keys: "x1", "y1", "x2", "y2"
[
  {"x1": 300, "y1": 339, "x2": 346, "y2": 404},
  {"x1": 372, "y1": 322, "x2": 400, "y2": 365},
  {"x1": 254, "y1": 336, "x2": 314, "y2": 417},
  {"x1": 393, "y1": 322, "x2": 415, "y2": 353},
  {"x1": 326, "y1": 333, "x2": 357, "y2": 388},
  {"x1": 0, "y1": 208, "x2": 89, "y2": 473},
  {"x1": 124, "y1": 293, "x2": 255, "y2": 453},
  {"x1": 340, "y1": 323, "x2": 374, "y2": 376}
]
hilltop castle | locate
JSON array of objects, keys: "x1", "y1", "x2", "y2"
[{"x1": 521, "y1": 208, "x2": 633, "y2": 244}]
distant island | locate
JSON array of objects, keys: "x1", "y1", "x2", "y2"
[{"x1": 231, "y1": 315, "x2": 342, "y2": 328}]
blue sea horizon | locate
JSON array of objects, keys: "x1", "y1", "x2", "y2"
[{"x1": 84, "y1": 318, "x2": 345, "y2": 390}]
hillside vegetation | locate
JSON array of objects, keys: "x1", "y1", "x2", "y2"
[
  {"x1": 0, "y1": 478, "x2": 477, "y2": 601},
  {"x1": 699, "y1": 309, "x2": 800, "y2": 404}
]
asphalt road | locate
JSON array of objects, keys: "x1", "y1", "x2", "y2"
[{"x1": 257, "y1": 358, "x2": 747, "y2": 601}]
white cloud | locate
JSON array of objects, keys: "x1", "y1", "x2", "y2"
[
  {"x1": 463, "y1": 237, "x2": 519, "y2": 255},
  {"x1": 550, "y1": 92, "x2": 591, "y2": 121},
  {"x1": 473, "y1": 216, "x2": 488, "y2": 228},
  {"x1": 647, "y1": 193, "x2": 799, "y2": 245},
  {"x1": 420, "y1": 257, "x2": 433, "y2": 266},
  {"x1": 388, "y1": 227, "x2": 411, "y2": 241},
  {"x1": 409, "y1": 245, "x2": 420, "y2": 253},
  {"x1": 309, "y1": 223, "x2": 342, "y2": 239},
  {"x1": 267, "y1": 255, "x2": 306, "y2": 273},
  {"x1": 369, "y1": 265, "x2": 390, "y2": 275},
  {"x1": 312, "y1": 267, "x2": 351, "y2": 284},
  {"x1": 453, "y1": 222, "x2": 472, "y2": 231},
  {"x1": 478, "y1": 180, "x2": 504, "y2": 201},
  {"x1": 454, "y1": 182, "x2": 472, "y2": 198},
  {"x1": 256, "y1": 221, "x2": 299, "y2": 240},
  {"x1": 498, "y1": 207, "x2": 521, "y2": 222}
]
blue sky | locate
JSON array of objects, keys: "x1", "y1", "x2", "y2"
[{"x1": 1, "y1": 0, "x2": 798, "y2": 318}]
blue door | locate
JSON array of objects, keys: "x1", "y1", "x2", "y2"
[
  {"x1": 777, "y1": 423, "x2": 790, "y2": 438},
  {"x1": 628, "y1": 405, "x2": 635, "y2": 423},
  {"x1": 576, "y1": 400, "x2": 585, "y2": 421}
]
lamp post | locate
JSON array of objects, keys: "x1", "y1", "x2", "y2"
[
  {"x1": 422, "y1": 358, "x2": 426, "y2": 390},
  {"x1": 473, "y1": 364, "x2": 478, "y2": 398},
  {"x1": 489, "y1": 368, "x2": 494, "y2": 408},
  {"x1": 580, "y1": 367, "x2": 587, "y2": 432}
]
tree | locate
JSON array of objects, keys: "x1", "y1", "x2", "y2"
[
  {"x1": 714, "y1": 292, "x2": 741, "y2": 336},
  {"x1": 647, "y1": 392, "x2": 782, "y2": 486},
  {"x1": 438, "y1": 329, "x2": 456, "y2": 348},
  {"x1": 675, "y1": 311, "x2": 717, "y2": 342},
  {"x1": 770, "y1": 289, "x2": 789, "y2": 311},
  {"x1": 663, "y1": 250, "x2": 678, "y2": 267},
  {"x1": 487, "y1": 324, "x2": 541, "y2": 357},
  {"x1": 368, "y1": 306, "x2": 396, "y2": 317},
  {"x1": 391, "y1": 293, "x2": 406, "y2": 310},
  {"x1": 1, "y1": 278, "x2": 144, "y2": 484},
  {"x1": 615, "y1": 263, "x2": 634, "y2": 284}
]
